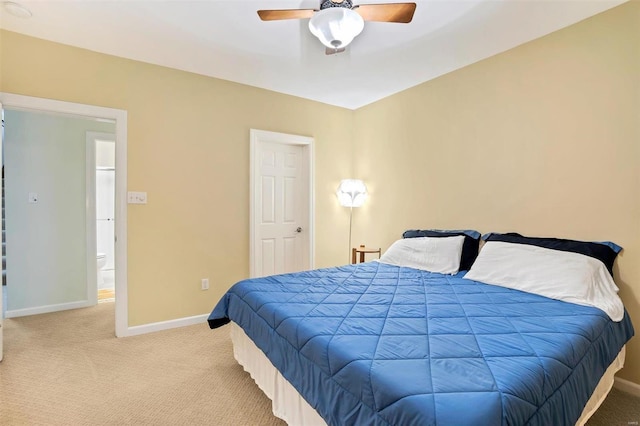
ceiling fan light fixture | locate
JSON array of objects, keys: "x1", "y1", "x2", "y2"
[{"x1": 309, "y1": 7, "x2": 364, "y2": 50}]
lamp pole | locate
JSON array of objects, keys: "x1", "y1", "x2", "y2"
[
  {"x1": 348, "y1": 204, "x2": 354, "y2": 263},
  {"x1": 336, "y1": 179, "x2": 367, "y2": 264}
]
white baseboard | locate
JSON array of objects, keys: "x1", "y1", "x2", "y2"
[
  {"x1": 5, "y1": 299, "x2": 94, "y2": 318},
  {"x1": 614, "y1": 377, "x2": 640, "y2": 397},
  {"x1": 123, "y1": 313, "x2": 209, "y2": 337},
  {"x1": 5, "y1": 301, "x2": 209, "y2": 337}
]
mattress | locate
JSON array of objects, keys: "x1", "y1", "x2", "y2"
[{"x1": 208, "y1": 261, "x2": 634, "y2": 425}]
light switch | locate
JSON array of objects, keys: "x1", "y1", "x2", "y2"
[
  {"x1": 28, "y1": 192, "x2": 38, "y2": 203},
  {"x1": 127, "y1": 191, "x2": 147, "y2": 204}
]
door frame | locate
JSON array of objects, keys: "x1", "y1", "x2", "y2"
[
  {"x1": 249, "y1": 129, "x2": 314, "y2": 278},
  {"x1": 0, "y1": 92, "x2": 129, "y2": 338}
]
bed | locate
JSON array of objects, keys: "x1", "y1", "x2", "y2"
[{"x1": 208, "y1": 231, "x2": 635, "y2": 425}]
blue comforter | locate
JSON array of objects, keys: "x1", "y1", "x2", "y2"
[{"x1": 208, "y1": 262, "x2": 634, "y2": 426}]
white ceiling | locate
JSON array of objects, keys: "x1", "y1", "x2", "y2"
[{"x1": 0, "y1": 0, "x2": 626, "y2": 110}]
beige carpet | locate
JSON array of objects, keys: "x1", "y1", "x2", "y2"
[
  {"x1": 0, "y1": 303, "x2": 638, "y2": 426},
  {"x1": 587, "y1": 387, "x2": 640, "y2": 426},
  {"x1": 0, "y1": 303, "x2": 285, "y2": 426}
]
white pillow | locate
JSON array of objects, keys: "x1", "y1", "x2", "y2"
[
  {"x1": 379, "y1": 236, "x2": 465, "y2": 274},
  {"x1": 463, "y1": 241, "x2": 624, "y2": 321}
]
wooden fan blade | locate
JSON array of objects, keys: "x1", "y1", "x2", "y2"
[
  {"x1": 355, "y1": 3, "x2": 416, "y2": 23},
  {"x1": 326, "y1": 47, "x2": 346, "y2": 55},
  {"x1": 257, "y1": 9, "x2": 315, "y2": 21}
]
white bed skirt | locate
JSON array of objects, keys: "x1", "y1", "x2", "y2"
[
  {"x1": 230, "y1": 322, "x2": 325, "y2": 426},
  {"x1": 230, "y1": 322, "x2": 625, "y2": 426},
  {"x1": 576, "y1": 344, "x2": 625, "y2": 425}
]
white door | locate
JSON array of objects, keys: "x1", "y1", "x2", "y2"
[{"x1": 250, "y1": 130, "x2": 314, "y2": 278}]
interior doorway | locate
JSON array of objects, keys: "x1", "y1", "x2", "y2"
[
  {"x1": 87, "y1": 132, "x2": 116, "y2": 303},
  {"x1": 3, "y1": 109, "x2": 115, "y2": 317},
  {"x1": 0, "y1": 92, "x2": 129, "y2": 338}
]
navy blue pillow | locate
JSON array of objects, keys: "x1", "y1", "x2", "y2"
[
  {"x1": 482, "y1": 232, "x2": 622, "y2": 276},
  {"x1": 402, "y1": 229, "x2": 481, "y2": 271}
]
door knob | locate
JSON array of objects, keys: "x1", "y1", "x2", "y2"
[{"x1": 296, "y1": 227, "x2": 302, "y2": 233}]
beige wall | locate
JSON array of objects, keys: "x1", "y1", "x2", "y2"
[
  {"x1": 0, "y1": 30, "x2": 354, "y2": 326},
  {"x1": 353, "y1": 2, "x2": 640, "y2": 383}
]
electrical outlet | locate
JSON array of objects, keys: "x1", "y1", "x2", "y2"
[{"x1": 201, "y1": 278, "x2": 209, "y2": 291}]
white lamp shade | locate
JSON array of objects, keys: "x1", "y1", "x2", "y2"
[
  {"x1": 336, "y1": 179, "x2": 368, "y2": 207},
  {"x1": 309, "y1": 8, "x2": 364, "y2": 49}
]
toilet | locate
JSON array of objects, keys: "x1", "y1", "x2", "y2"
[{"x1": 97, "y1": 253, "x2": 107, "y2": 288}]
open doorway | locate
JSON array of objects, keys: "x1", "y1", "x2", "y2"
[
  {"x1": 3, "y1": 109, "x2": 115, "y2": 318},
  {"x1": 0, "y1": 92, "x2": 129, "y2": 338},
  {"x1": 89, "y1": 133, "x2": 116, "y2": 303}
]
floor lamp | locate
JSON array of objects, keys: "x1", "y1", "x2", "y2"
[{"x1": 336, "y1": 179, "x2": 368, "y2": 263}]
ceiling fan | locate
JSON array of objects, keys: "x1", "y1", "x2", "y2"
[{"x1": 257, "y1": 0, "x2": 417, "y2": 55}]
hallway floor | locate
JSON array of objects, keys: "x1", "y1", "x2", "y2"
[{"x1": 98, "y1": 288, "x2": 115, "y2": 303}]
